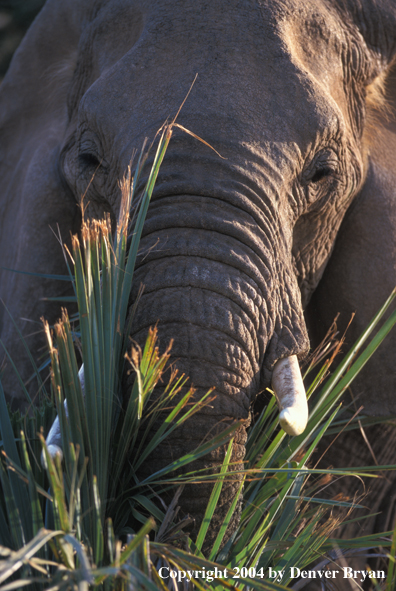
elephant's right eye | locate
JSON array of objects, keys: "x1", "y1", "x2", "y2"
[
  {"x1": 302, "y1": 148, "x2": 340, "y2": 209},
  {"x1": 60, "y1": 135, "x2": 110, "y2": 203},
  {"x1": 309, "y1": 166, "x2": 334, "y2": 184},
  {"x1": 303, "y1": 149, "x2": 339, "y2": 186},
  {"x1": 77, "y1": 150, "x2": 108, "y2": 197},
  {"x1": 79, "y1": 152, "x2": 102, "y2": 170}
]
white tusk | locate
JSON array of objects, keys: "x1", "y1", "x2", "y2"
[
  {"x1": 271, "y1": 355, "x2": 308, "y2": 436},
  {"x1": 41, "y1": 364, "x2": 85, "y2": 468}
]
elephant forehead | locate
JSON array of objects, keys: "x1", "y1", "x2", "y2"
[
  {"x1": 74, "y1": 0, "x2": 346, "y2": 148},
  {"x1": 280, "y1": 7, "x2": 353, "y2": 128}
]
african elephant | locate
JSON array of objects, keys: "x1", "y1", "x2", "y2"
[{"x1": 1, "y1": 0, "x2": 396, "y2": 550}]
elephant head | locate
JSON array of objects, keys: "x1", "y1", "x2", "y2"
[{"x1": 1, "y1": 0, "x2": 396, "y2": 548}]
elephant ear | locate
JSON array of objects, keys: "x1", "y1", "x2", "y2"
[
  {"x1": 307, "y1": 1, "x2": 396, "y2": 415},
  {"x1": 0, "y1": 0, "x2": 98, "y2": 179},
  {"x1": 2, "y1": 0, "x2": 80, "y2": 136},
  {"x1": 339, "y1": 0, "x2": 396, "y2": 65},
  {"x1": 0, "y1": 0, "x2": 96, "y2": 406}
]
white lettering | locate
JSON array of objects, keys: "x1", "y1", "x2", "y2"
[
  {"x1": 343, "y1": 569, "x2": 381, "y2": 583},
  {"x1": 268, "y1": 567, "x2": 285, "y2": 581},
  {"x1": 158, "y1": 567, "x2": 169, "y2": 578},
  {"x1": 290, "y1": 567, "x2": 300, "y2": 578},
  {"x1": 206, "y1": 571, "x2": 214, "y2": 583}
]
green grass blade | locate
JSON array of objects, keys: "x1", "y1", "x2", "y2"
[
  {"x1": 0, "y1": 502, "x2": 13, "y2": 549},
  {"x1": 119, "y1": 127, "x2": 172, "y2": 328},
  {"x1": 117, "y1": 518, "x2": 155, "y2": 566},
  {"x1": 40, "y1": 438, "x2": 70, "y2": 535},
  {"x1": 139, "y1": 422, "x2": 241, "y2": 485},
  {"x1": 0, "y1": 459, "x2": 24, "y2": 550},
  {"x1": 0, "y1": 381, "x2": 32, "y2": 542},
  {"x1": 209, "y1": 478, "x2": 246, "y2": 562},
  {"x1": 195, "y1": 439, "x2": 234, "y2": 552},
  {"x1": 289, "y1": 303, "x2": 396, "y2": 463},
  {"x1": 19, "y1": 432, "x2": 44, "y2": 539},
  {"x1": 93, "y1": 475, "x2": 104, "y2": 567},
  {"x1": 133, "y1": 494, "x2": 165, "y2": 522},
  {"x1": 0, "y1": 266, "x2": 72, "y2": 282}
]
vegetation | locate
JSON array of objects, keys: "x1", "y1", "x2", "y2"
[{"x1": 1, "y1": 124, "x2": 396, "y2": 590}]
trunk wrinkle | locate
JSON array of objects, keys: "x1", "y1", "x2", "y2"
[
  {"x1": 141, "y1": 217, "x2": 278, "y2": 267},
  {"x1": 134, "y1": 283, "x2": 262, "y2": 347},
  {"x1": 159, "y1": 354, "x2": 254, "y2": 386},
  {"x1": 136, "y1": 231, "x2": 275, "y2": 299},
  {"x1": 147, "y1": 192, "x2": 280, "y2": 246},
  {"x1": 139, "y1": 145, "x2": 284, "y2": 224},
  {"x1": 132, "y1": 318, "x2": 259, "y2": 371},
  {"x1": 135, "y1": 254, "x2": 268, "y2": 319}
]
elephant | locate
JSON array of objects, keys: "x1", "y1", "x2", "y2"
[{"x1": 1, "y1": 0, "x2": 396, "y2": 553}]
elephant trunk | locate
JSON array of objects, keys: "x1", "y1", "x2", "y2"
[
  {"x1": 128, "y1": 237, "x2": 258, "y2": 550},
  {"x1": 127, "y1": 188, "x2": 309, "y2": 550}
]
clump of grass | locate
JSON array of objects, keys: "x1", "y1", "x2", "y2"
[{"x1": 0, "y1": 123, "x2": 396, "y2": 590}]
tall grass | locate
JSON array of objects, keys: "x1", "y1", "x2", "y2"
[{"x1": 0, "y1": 123, "x2": 396, "y2": 589}]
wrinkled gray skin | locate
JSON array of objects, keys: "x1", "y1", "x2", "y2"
[{"x1": 1, "y1": 0, "x2": 396, "y2": 553}]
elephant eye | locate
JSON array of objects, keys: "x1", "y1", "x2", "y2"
[
  {"x1": 301, "y1": 149, "x2": 340, "y2": 211},
  {"x1": 79, "y1": 152, "x2": 102, "y2": 170},
  {"x1": 310, "y1": 166, "x2": 334, "y2": 184},
  {"x1": 77, "y1": 147, "x2": 108, "y2": 195},
  {"x1": 303, "y1": 149, "x2": 339, "y2": 189}
]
